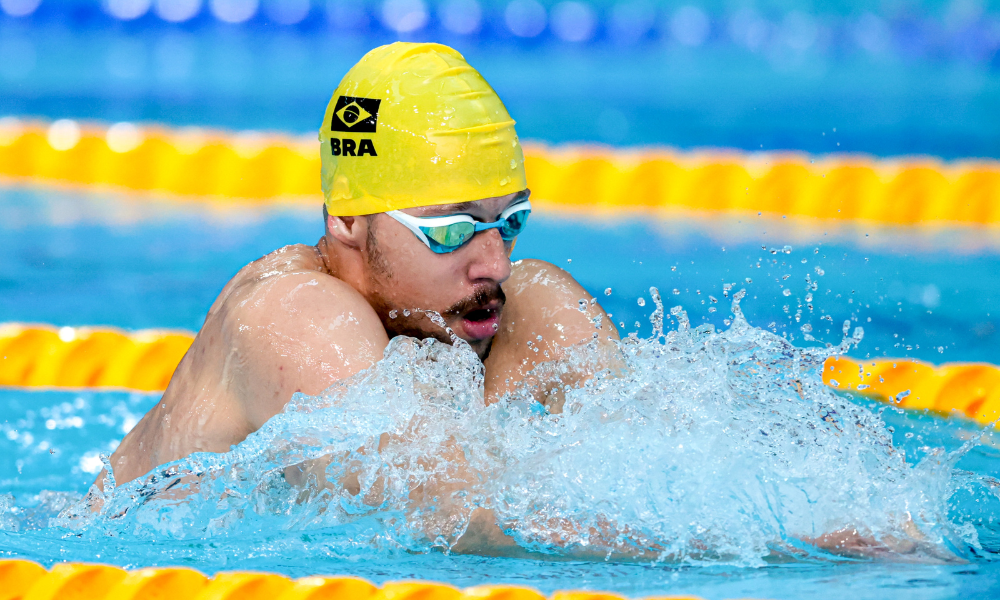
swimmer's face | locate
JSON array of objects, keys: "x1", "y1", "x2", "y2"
[{"x1": 354, "y1": 192, "x2": 523, "y2": 359}]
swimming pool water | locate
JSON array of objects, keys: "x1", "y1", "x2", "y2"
[
  {"x1": 3, "y1": 187, "x2": 998, "y2": 365},
  {"x1": 2, "y1": 188, "x2": 1000, "y2": 599},
  {"x1": 4, "y1": 6, "x2": 1000, "y2": 158}
]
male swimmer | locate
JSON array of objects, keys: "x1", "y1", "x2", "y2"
[
  {"x1": 107, "y1": 43, "x2": 617, "y2": 490},
  {"x1": 99, "y1": 43, "x2": 940, "y2": 560}
]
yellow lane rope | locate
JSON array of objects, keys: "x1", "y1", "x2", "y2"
[
  {"x1": 824, "y1": 356, "x2": 1000, "y2": 425},
  {"x1": 0, "y1": 323, "x2": 192, "y2": 392},
  {"x1": 2, "y1": 118, "x2": 1000, "y2": 224},
  {"x1": 1, "y1": 559, "x2": 707, "y2": 600},
  {"x1": 2, "y1": 323, "x2": 998, "y2": 428}
]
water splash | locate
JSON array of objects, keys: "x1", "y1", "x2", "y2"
[{"x1": 24, "y1": 293, "x2": 997, "y2": 565}]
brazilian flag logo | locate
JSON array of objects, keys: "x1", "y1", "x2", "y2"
[{"x1": 331, "y1": 96, "x2": 381, "y2": 133}]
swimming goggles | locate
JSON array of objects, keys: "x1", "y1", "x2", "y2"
[{"x1": 386, "y1": 200, "x2": 531, "y2": 254}]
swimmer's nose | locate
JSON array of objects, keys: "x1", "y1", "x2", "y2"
[{"x1": 466, "y1": 228, "x2": 511, "y2": 284}]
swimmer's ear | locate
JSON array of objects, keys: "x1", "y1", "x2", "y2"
[{"x1": 326, "y1": 214, "x2": 365, "y2": 250}]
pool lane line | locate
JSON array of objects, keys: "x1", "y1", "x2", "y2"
[
  {"x1": 1, "y1": 323, "x2": 998, "y2": 428},
  {"x1": 1, "y1": 118, "x2": 1000, "y2": 226},
  {"x1": 1, "y1": 559, "x2": 706, "y2": 600},
  {"x1": 0, "y1": 323, "x2": 193, "y2": 393}
]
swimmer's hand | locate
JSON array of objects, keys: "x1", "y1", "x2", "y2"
[{"x1": 799, "y1": 519, "x2": 963, "y2": 563}]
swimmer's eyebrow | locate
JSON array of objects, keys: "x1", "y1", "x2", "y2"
[
  {"x1": 422, "y1": 201, "x2": 478, "y2": 215},
  {"x1": 420, "y1": 190, "x2": 529, "y2": 218}
]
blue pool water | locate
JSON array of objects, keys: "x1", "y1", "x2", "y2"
[
  {"x1": 3, "y1": 187, "x2": 999, "y2": 365},
  {"x1": 3, "y1": 2, "x2": 1000, "y2": 158},
  {"x1": 2, "y1": 188, "x2": 1000, "y2": 599}
]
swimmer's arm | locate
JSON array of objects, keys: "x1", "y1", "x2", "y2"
[
  {"x1": 797, "y1": 520, "x2": 959, "y2": 562},
  {"x1": 224, "y1": 271, "x2": 389, "y2": 429},
  {"x1": 485, "y1": 259, "x2": 621, "y2": 407}
]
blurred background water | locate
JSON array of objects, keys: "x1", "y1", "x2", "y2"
[{"x1": 1, "y1": 0, "x2": 999, "y2": 157}]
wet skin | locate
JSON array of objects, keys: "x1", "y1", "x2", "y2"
[{"x1": 108, "y1": 191, "x2": 619, "y2": 488}]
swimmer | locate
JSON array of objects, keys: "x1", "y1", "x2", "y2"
[
  {"x1": 98, "y1": 43, "x2": 942, "y2": 561},
  {"x1": 107, "y1": 43, "x2": 618, "y2": 497}
]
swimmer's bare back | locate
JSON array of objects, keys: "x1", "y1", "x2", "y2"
[{"x1": 107, "y1": 242, "x2": 617, "y2": 486}]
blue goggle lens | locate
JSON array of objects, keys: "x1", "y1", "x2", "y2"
[
  {"x1": 420, "y1": 207, "x2": 530, "y2": 254},
  {"x1": 424, "y1": 223, "x2": 476, "y2": 250},
  {"x1": 499, "y1": 207, "x2": 530, "y2": 240}
]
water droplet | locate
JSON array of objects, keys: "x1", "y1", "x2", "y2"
[
  {"x1": 637, "y1": 298, "x2": 646, "y2": 307},
  {"x1": 604, "y1": 288, "x2": 612, "y2": 296},
  {"x1": 829, "y1": 379, "x2": 840, "y2": 387},
  {"x1": 814, "y1": 267, "x2": 825, "y2": 276},
  {"x1": 389, "y1": 310, "x2": 398, "y2": 319},
  {"x1": 782, "y1": 289, "x2": 792, "y2": 296},
  {"x1": 403, "y1": 309, "x2": 411, "y2": 317}
]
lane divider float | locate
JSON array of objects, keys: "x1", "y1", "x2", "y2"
[
  {"x1": 0, "y1": 559, "x2": 705, "y2": 600},
  {"x1": 823, "y1": 356, "x2": 1000, "y2": 425},
  {"x1": 2, "y1": 323, "x2": 998, "y2": 428},
  {"x1": 2, "y1": 118, "x2": 999, "y2": 225},
  {"x1": 0, "y1": 323, "x2": 192, "y2": 392}
]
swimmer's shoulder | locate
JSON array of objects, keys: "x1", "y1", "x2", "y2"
[
  {"x1": 212, "y1": 243, "x2": 372, "y2": 323},
  {"x1": 486, "y1": 259, "x2": 620, "y2": 406},
  {"x1": 504, "y1": 259, "x2": 611, "y2": 328},
  {"x1": 209, "y1": 243, "x2": 331, "y2": 310},
  {"x1": 501, "y1": 258, "x2": 618, "y2": 343},
  {"x1": 206, "y1": 243, "x2": 389, "y2": 424},
  {"x1": 217, "y1": 242, "x2": 388, "y2": 354}
]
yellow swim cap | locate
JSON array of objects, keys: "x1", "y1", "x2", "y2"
[{"x1": 320, "y1": 42, "x2": 527, "y2": 216}]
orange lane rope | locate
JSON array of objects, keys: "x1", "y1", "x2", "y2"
[
  {"x1": 0, "y1": 323, "x2": 192, "y2": 392},
  {"x1": 2, "y1": 323, "x2": 998, "y2": 428},
  {"x1": 823, "y1": 356, "x2": 1000, "y2": 425},
  {"x1": 0, "y1": 559, "x2": 703, "y2": 600},
  {"x1": 2, "y1": 118, "x2": 999, "y2": 224}
]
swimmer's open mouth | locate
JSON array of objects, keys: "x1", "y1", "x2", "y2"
[
  {"x1": 458, "y1": 301, "x2": 502, "y2": 340},
  {"x1": 464, "y1": 307, "x2": 495, "y2": 322}
]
